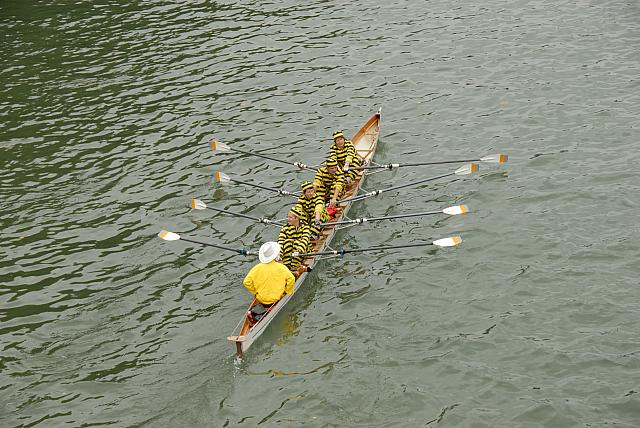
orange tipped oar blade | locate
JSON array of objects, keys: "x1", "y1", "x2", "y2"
[
  {"x1": 454, "y1": 163, "x2": 478, "y2": 175},
  {"x1": 432, "y1": 236, "x2": 462, "y2": 247},
  {"x1": 442, "y1": 205, "x2": 469, "y2": 215},
  {"x1": 158, "y1": 230, "x2": 181, "y2": 241},
  {"x1": 480, "y1": 153, "x2": 508, "y2": 164},
  {"x1": 211, "y1": 137, "x2": 231, "y2": 152},
  {"x1": 215, "y1": 171, "x2": 231, "y2": 183},
  {"x1": 191, "y1": 199, "x2": 207, "y2": 210}
]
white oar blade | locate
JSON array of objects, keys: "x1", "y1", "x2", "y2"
[
  {"x1": 454, "y1": 163, "x2": 478, "y2": 175},
  {"x1": 210, "y1": 137, "x2": 231, "y2": 152},
  {"x1": 433, "y1": 236, "x2": 462, "y2": 247},
  {"x1": 480, "y1": 153, "x2": 508, "y2": 163},
  {"x1": 191, "y1": 198, "x2": 207, "y2": 210},
  {"x1": 158, "y1": 230, "x2": 181, "y2": 241},
  {"x1": 443, "y1": 205, "x2": 469, "y2": 215},
  {"x1": 214, "y1": 171, "x2": 231, "y2": 183}
]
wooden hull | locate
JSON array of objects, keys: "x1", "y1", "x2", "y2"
[{"x1": 227, "y1": 108, "x2": 382, "y2": 356}]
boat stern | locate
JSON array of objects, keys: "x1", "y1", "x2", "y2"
[{"x1": 227, "y1": 335, "x2": 247, "y2": 356}]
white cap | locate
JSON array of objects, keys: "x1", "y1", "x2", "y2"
[{"x1": 258, "y1": 242, "x2": 280, "y2": 263}]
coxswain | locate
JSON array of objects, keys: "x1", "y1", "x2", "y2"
[
  {"x1": 297, "y1": 181, "x2": 329, "y2": 238},
  {"x1": 313, "y1": 157, "x2": 346, "y2": 211},
  {"x1": 243, "y1": 241, "x2": 295, "y2": 322},
  {"x1": 329, "y1": 130, "x2": 364, "y2": 182},
  {"x1": 278, "y1": 204, "x2": 312, "y2": 272}
]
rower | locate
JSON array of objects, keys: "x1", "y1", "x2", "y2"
[
  {"x1": 243, "y1": 241, "x2": 295, "y2": 322},
  {"x1": 313, "y1": 157, "x2": 346, "y2": 211},
  {"x1": 329, "y1": 130, "x2": 364, "y2": 182},
  {"x1": 278, "y1": 204, "x2": 312, "y2": 273},
  {"x1": 297, "y1": 181, "x2": 329, "y2": 238}
]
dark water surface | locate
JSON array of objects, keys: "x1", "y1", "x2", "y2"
[{"x1": 2, "y1": 0, "x2": 639, "y2": 426}]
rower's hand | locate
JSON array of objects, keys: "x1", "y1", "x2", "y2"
[
  {"x1": 342, "y1": 165, "x2": 349, "y2": 171},
  {"x1": 314, "y1": 218, "x2": 321, "y2": 226},
  {"x1": 292, "y1": 251, "x2": 300, "y2": 257},
  {"x1": 329, "y1": 199, "x2": 337, "y2": 208}
]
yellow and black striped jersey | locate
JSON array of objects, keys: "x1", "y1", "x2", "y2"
[
  {"x1": 296, "y1": 194, "x2": 330, "y2": 234},
  {"x1": 278, "y1": 223, "x2": 311, "y2": 269},
  {"x1": 329, "y1": 140, "x2": 361, "y2": 169},
  {"x1": 296, "y1": 194, "x2": 325, "y2": 218},
  {"x1": 313, "y1": 166, "x2": 345, "y2": 199}
]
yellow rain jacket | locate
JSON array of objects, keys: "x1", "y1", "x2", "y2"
[{"x1": 243, "y1": 261, "x2": 295, "y2": 305}]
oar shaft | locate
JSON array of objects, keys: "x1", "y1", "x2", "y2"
[
  {"x1": 299, "y1": 242, "x2": 435, "y2": 257},
  {"x1": 229, "y1": 146, "x2": 318, "y2": 171},
  {"x1": 400, "y1": 159, "x2": 478, "y2": 167},
  {"x1": 206, "y1": 206, "x2": 258, "y2": 221},
  {"x1": 179, "y1": 237, "x2": 254, "y2": 255},
  {"x1": 321, "y1": 210, "x2": 442, "y2": 226},
  {"x1": 229, "y1": 177, "x2": 300, "y2": 198},
  {"x1": 348, "y1": 165, "x2": 392, "y2": 171},
  {"x1": 204, "y1": 206, "x2": 284, "y2": 226},
  {"x1": 349, "y1": 163, "x2": 465, "y2": 171},
  {"x1": 336, "y1": 193, "x2": 375, "y2": 204},
  {"x1": 337, "y1": 171, "x2": 454, "y2": 204},
  {"x1": 384, "y1": 171, "x2": 453, "y2": 193},
  {"x1": 350, "y1": 157, "x2": 499, "y2": 170}
]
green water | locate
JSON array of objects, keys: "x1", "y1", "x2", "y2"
[{"x1": 2, "y1": 0, "x2": 639, "y2": 426}]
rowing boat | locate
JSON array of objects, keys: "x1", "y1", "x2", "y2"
[
  {"x1": 159, "y1": 108, "x2": 496, "y2": 353},
  {"x1": 226, "y1": 108, "x2": 382, "y2": 356}
]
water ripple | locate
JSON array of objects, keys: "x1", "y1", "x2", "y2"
[{"x1": 2, "y1": 0, "x2": 640, "y2": 426}]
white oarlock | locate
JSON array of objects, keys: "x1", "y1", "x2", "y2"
[
  {"x1": 158, "y1": 230, "x2": 181, "y2": 241},
  {"x1": 432, "y1": 236, "x2": 462, "y2": 247},
  {"x1": 442, "y1": 205, "x2": 469, "y2": 215}
]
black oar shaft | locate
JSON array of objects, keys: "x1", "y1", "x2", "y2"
[
  {"x1": 401, "y1": 159, "x2": 477, "y2": 167},
  {"x1": 384, "y1": 171, "x2": 453, "y2": 193},
  {"x1": 321, "y1": 210, "x2": 441, "y2": 226},
  {"x1": 206, "y1": 206, "x2": 259, "y2": 221},
  {"x1": 350, "y1": 158, "x2": 479, "y2": 170},
  {"x1": 299, "y1": 242, "x2": 434, "y2": 257},
  {"x1": 229, "y1": 177, "x2": 300, "y2": 198},
  {"x1": 229, "y1": 147, "x2": 317, "y2": 171},
  {"x1": 337, "y1": 171, "x2": 453, "y2": 204},
  {"x1": 179, "y1": 237, "x2": 254, "y2": 255},
  {"x1": 336, "y1": 193, "x2": 372, "y2": 204},
  {"x1": 204, "y1": 206, "x2": 284, "y2": 226},
  {"x1": 348, "y1": 165, "x2": 390, "y2": 171}
]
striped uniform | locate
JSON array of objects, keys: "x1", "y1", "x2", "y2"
[
  {"x1": 329, "y1": 140, "x2": 362, "y2": 181},
  {"x1": 296, "y1": 194, "x2": 329, "y2": 235},
  {"x1": 313, "y1": 167, "x2": 346, "y2": 202},
  {"x1": 278, "y1": 223, "x2": 311, "y2": 270}
]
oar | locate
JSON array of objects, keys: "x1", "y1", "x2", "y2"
[
  {"x1": 211, "y1": 137, "x2": 317, "y2": 171},
  {"x1": 190, "y1": 199, "x2": 285, "y2": 226},
  {"x1": 214, "y1": 171, "x2": 301, "y2": 198},
  {"x1": 348, "y1": 154, "x2": 507, "y2": 171},
  {"x1": 320, "y1": 205, "x2": 468, "y2": 227},
  {"x1": 295, "y1": 236, "x2": 462, "y2": 257},
  {"x1": 337, "y1": 163, "x2": 478, "y2": 204},
  {"x1": 158, "y1": 230, "x2": 256, "y2": 256}
]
